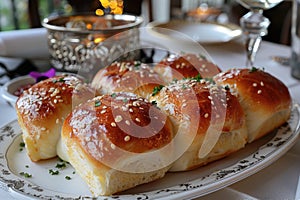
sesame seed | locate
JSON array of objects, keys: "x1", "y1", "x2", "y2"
[
  {"x1": 125, "y1": 120, "x2": 130, "y2": 125},
  {"x1": 41, "y1": 127, "x2": 46, "y2": 131},
  {"x1": 260, "y1": 81, "x2": 264, "y2": 86},
  {"x1": 253, "y1": 83, "x2": 257, "y2": 87},
  {"x1": 111, "y1": 143, "x2": 116, "y2": 150},
  {"x1": 124, "y1": 136, "x2": 131, "y2": 142},
  {"x1": 204, "y1": 113, "x2": 209, "y2": 118},
  {"x1": 100, "y1": 110, "x2": 106, "y2": 114},
  {"x1": 115, "y1": 115, "x2": 123, "y2": 123},
  {"x1": 56, "y1": 119, "x2": 60, "y2": 124},
  {"x1": 111, "y1": 122, "x2": 117, "y2": 127},
  {"x1": 257, "y1": 90, "x2": 262, "y2": 94},
  {"x1": 135, "y1": 118, "x2": 141, "y2": 122},
  {"x1": 54, "y1": 99, "x2": 58, "y2": 104},
  {"x1": 129, "y1": 108, "x2": 133, "y2": 113}
]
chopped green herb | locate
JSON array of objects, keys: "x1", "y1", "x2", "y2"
[
  {"x1": 191, "y1": 74, "x2": 202, "y2": 82},
  {"x1": 72, "y1": 171, "x2": 76, "y2": 174},
  {"x1": 20, "y1": 172, "x2": 32, "y2": 178},
  {"x1": 152, "y1": 85, "x2": 164, "y2": 96},
  {"x1": 49, "y1": 169, "x2": 59, "y2": 175},
  {"x1": 95, "y1": 100, "x2": 101, "y2": 107},
  {"x1": 122, "y1": 98, "x2": 128, "y2": 103},
  {"x1": 151, "y1": 101, "x2": 157, "y2": 106},
  {"x1": 65, "y1": 176, "x2": 71, "y2": 180},
  {"x1": 53, "y1": 77, "x2": 65, "y2": 83},
  {"x1": 249, "y1": 67, "x2": 259, "y2": 73},
  {"x1": 111, "y1": 93, "x2": 117, "y2": 98},
  {"x1": 224, "y1": 85, "x2": 230, "y2": 91},
  {"x1": 55, "y1": 163, "x2": 66, "y2": 169},
  {"x1": 25, "y1": 165, "x2": 29, "y2": 168},
  {"x1": 20, "y1": 142, "x2": 25, "y2": 147}
]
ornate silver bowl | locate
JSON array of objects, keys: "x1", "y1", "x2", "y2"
[{"x1": 42, "y1": 14, "x2": 143, "y2": 73}]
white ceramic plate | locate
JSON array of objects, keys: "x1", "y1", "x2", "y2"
[
  {"x1": 0, "y1": 104, "x2": 299, "y2": 200},
  {"x1": 147, "y1": 20, "x2": 242, "y2": 44}
]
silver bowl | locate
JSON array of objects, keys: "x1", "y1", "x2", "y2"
[{"x1": 42, "y1": 14, "x2": 143, "y2": 73}]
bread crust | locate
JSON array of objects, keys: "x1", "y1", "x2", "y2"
[
  {"x1": 214, "y1": 68, "x2": 292, "y2": 142},
  {"x1": 151, "y1": 79, "x2": 247, "y2": 171},
  {"x1": 62, "y1": 92, "x2": 174, "y2": 195},
  {"x1": 91, "y1": 61, "x2": 165, "y2": 99},
  {"x1": 16, "y1": 74, "x2": 93, "y2": 161},
  {"x1": 154, "y1": 53, "x2": 221, "y2": 83}
]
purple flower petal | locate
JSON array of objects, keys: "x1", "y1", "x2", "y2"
[{"x1": 29, "y1": 68, "x2": 56, "y2": 82}]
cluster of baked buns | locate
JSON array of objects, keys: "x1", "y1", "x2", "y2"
[{"x1": 16, "y1": 53, "x2": 292, "y2": 196}]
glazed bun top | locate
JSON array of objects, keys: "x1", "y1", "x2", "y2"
[
  {"x1": 154, "y1": 53, "x2": 221, "y2": 83},
  {"x1": 16, "y1": 74, "x2": 93, "y2": 122},
  {"x1": 62, "y1": 92, "x2": 174, "y2": 171},
  {"x1": 151, "y1": 78, "x2": 245, "y2": 134},
  {"x1": 213, "y1": 68, "x2": 292, "y2": 112},
  {"x1": 91, "y1": 61, "x2": 165, "y2": 99}
]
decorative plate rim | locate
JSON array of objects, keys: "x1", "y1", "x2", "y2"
[{"x1": 0, "y1": 104, "x2": 299, "y2": 200}]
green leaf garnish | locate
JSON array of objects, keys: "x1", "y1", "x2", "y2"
[{"x1": 152, "y1": 85, "x2": 164, "y2": 96}]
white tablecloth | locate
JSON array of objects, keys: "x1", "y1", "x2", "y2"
[{"x1": 0, "y1": 28, "x2": 300, "y2": 200}]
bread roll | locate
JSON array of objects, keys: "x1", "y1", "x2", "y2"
[
  {"x1": 16, "y1": 74, "x2": 94, "y2": 161},
  {"x1": 214, "y1": 68, "x2": 292, "y2": 142},
  {"x1": 91, "y1": 61, "x2": 165, "y2": 99},
  {"x1": 61, "y1": 92, "x2": 174, "y2": 196},
  {"x1": 153, "y1": 53, "x2": 221, "y2": 83},
  {"x1": 151, "y1": 79, "x2": 247, "y2": 171}
]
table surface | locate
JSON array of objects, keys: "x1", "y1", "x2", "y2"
[{"x1": 0, "y1": 28, "x2": 300, "y2": 200}]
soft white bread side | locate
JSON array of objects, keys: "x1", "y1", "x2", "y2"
[
  {"x1": 61, "y1": 92, "x2": 174, "y2": 196},
  {"x1": 214, "y1": 68, "x2": 292, "y2": 142},
  {"x1": 16, "y1": 74, "x2": 93, "y2": 161},
  {"x1": 151, "y1": 79, "x2": 247, "y2": 171},
  {"x1": 153, "y1": 53, "x2": 221, "y2": 83},
  {"x1": 91, "y1": 61, "x2": 165, "y2": 100}
]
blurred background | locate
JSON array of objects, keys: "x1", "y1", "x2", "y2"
[{"x1": 0, "y1": 0, "x2": 292, "y2": 45}]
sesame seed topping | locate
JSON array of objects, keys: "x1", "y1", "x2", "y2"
[
  {"x1": 204, "y1": 113, "x2": 209, "y2": 118},
  {"x1": 257, "y1": 90, "x2": 262, "y2": 94},
  {"x1": 135, "y1": 118, "x2": 141, "y2": 122},
  {"x1": 111, "y1": 122, "x2": 117, "y2": 127},
  {"x1": 124, "y1": 136, "x2": 131, "y2": 142},
  {"x1": 100, "y1": 110, "x2": 106, "y2": 114},
  {"x1": 41, "y1": 127, "x2": 46, "y2": 131},
  {"x1": 260, "y1": 81, "x2": 264, "y2": 86},
  {"x1": 125, "y1": 120, "x2": 130, "y2": 125},
  {"x1": 111, "y1": 143, "x2": 116, "y2": 150},
  {"x1": 115, "y1": 115, "x2": 123, "y2": 123},
  {"x1": 253, "y1": 83, "x2": 257, "y2": 87}
]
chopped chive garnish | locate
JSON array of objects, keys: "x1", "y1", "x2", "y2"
[
  {"x1": 111, "y1": 93, "x2": 117, "y2": 98},
  {"x1": 95, "y1": 100, "x2": 101, "y2": 107},
  {"x1": 249, "y1": 67, "x2": 258, "y2": 73},
  {"x1": 55, "y1": 163, "x2": 66, "y2": 169},
  {"x1": 152, "y1": 85, "x2": 164, "y2": 96},
  {"x1": 49, "y1": 169, "x2": 59, "y2": 175},
  {"x1": 20, "y1": 172, "x2": 32, "y2": 178},
  {"x1": 65, "y1": 176, "x2": 71, "y2": 180}
]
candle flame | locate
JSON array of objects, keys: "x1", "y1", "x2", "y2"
[{"x1": 96, "y1": 0, "x2": 123, "y2": 16}]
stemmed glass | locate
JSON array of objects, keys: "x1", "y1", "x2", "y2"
[{"x1": 236, "y1": 0, "x2": 284, "y2": 67}]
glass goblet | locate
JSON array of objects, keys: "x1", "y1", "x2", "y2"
[{"x1": 236, "y1": 0, "x2": 284, "y2": 67}]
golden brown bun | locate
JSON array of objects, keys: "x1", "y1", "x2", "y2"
[
  {"x1": 91, "y1": 61, "x2": 165, "y2": 99},
  {"x1": 16, "y1": 74, "x2": 94, "y2": 162},
  {"x1": 61, "y1": 92, "x2": 174, "y2": 196},
  {"x1": 214, "y1": 68, "x2": 292, "y2": 142},
  {"x1": 151, "y1": 79, "x2": 247, "y2": 171},
  {"x1": 153, "y1": 53, "x2": 221, "y2": 83}
]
